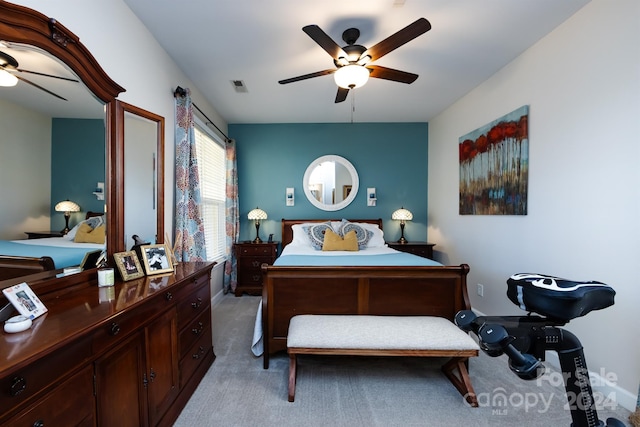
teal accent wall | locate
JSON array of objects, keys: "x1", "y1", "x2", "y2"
[
  {"x1": 229, "y1": 122, "x2": 429, "y2": 243},
  {"x1": 50, "y1": 118, "x2": 105, "y2": 230}
]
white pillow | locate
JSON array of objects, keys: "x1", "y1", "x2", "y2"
[
  {"x1": 290, "y1": 223, "x2": 315, "y2": 247},
  {"x1": 66, "y1": 222, "x2": 82, "y2": 240}
]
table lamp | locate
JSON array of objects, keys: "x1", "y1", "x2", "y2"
[
  {"x1": 247, "y1": 207, "x2": 267, "y2": 244},
  {"x1": 55, "y1": 200, "x2": 81, "y2": 234},
  {"x1": 391, "y1": 207, "x2": 413, "y2": 244}
]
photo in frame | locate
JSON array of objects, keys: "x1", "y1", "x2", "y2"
[
  {"x1": 2, "y1": 282, "x2": 48, "y2": 319},
  {"x1": 114, "y1": 251, "x2": 145, "y2": 281},
  {"x1": 140, "y1": 244, "x2": 173, "y2": 275}
]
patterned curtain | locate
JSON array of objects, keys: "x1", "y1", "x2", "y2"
[
  {"x1": 174, "y1": 88, "x2": 207, "y2": 261},
  {"x1": 223, "y1": 139, "x2": 239, "y2": 293}
]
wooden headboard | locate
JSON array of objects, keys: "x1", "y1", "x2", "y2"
[{"x1": 281, "y1": 218, "x2": 383, "y2": 249}]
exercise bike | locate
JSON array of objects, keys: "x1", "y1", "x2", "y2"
[{"x1": 455, "y1": 273, "x2": 625, "y2": 427}]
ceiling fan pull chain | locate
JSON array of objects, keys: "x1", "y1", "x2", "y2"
[{"x1": 351, "y1": 90, "x2": 355, "y2": 123}]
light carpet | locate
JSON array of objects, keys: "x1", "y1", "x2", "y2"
[{"x1": 173, "y1": 294, "x2": 631, "y2": 427}]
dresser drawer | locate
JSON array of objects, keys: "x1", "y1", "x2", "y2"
[
  {"x1": 237, "y1": 245, "x2": 277, "y2": 257},
  {"x1": 4, "y1": 365, "x2": 95, "y2": 427},
  {"x1": 176, "y1": 283, "x2": 210, "y2": 330},
  {"x1": 0, "y1": 335, "x2": 92, "y2": 416},
  {"x1": 92, "y1": 297, "x2": 160, "y2": 354},
  {"x1": 180, "y1": 327, "x2": 213, "y2": 388},
  {"x1": 179, "y1": 306, "x2": 212, "y2": 359}
]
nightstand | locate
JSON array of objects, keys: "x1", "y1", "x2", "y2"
[
  {"x1": 234, "y1": 241, "x2": 279, "y2": 296},
  {"x1": 386, "y1": 241, "x2": 435, "y2": 260},
  {"x1": 25, "y1": 230, "x2": 65, "y2": 239}
]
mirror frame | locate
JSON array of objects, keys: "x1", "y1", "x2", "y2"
[
  {"x1": 303, "y1": 155, "x2": 359, "y2": 211},
  {"x1": 0, "y1": 3, "x2": 124, "y2": 261},
  {"x1": 113, "y1": 101, "x2": 165, "y2": 253}
]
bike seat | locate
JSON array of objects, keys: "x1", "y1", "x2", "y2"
[{"x1": 506, "y1": 273, "x2": 615, "y2": 321}]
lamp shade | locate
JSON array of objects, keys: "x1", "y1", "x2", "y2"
[
  {"x1": 55, "y1": 200, "x2": 80, "y2": 213},
  {"x1": 247, "y1": 207, "x2": 267, "y2": 221},
  {"x1": 0, "y1": 69, "x2": 18, "y2": 87},
  {"x1": 334, "y1": 65, "x2": 370, "y2": 89},
  {"x1": 392, "y1": 207, "x2": 413, "y2": 221}
]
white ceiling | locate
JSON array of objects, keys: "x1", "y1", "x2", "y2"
[
  {"x1": 122, "y1": 0, "x2": 591, "y2": 124},
  {"x1": 0, "y1": 42, "x2": 104, "y2": 119}
]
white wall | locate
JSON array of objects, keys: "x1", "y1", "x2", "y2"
[
  {"x1": 0, "y1": 99, "x2": 51, "y2": 239},
  {"x1": 13, "y1": 0, "x2": 229, "y2": 241},
  {"x1": 428, "y1": 0, "x2": 639, "y2": 410}
]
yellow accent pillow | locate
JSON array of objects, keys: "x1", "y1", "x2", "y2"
[
  {"x1": 74, "y1": 223, "x2": 106, "y2": 244},
  {"x1": 322, "y1": 229, "x2": 359, "y2": 251}
]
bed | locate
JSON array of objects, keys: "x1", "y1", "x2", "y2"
[
  {"x1": 258, "y1": 218, "x2": 471, "y2": 368},
  {"x1": 0, "y1": 212, "x2": 105, "y2": 281}
]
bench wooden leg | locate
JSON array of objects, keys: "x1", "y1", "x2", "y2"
[
  {"x1": 288, "y1": 353, "x2": 297, "y2": 402},
  {"x1": 441, "y1": 357, "x2": 478, "y2": 407}
]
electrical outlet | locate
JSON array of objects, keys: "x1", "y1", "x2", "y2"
[{"x1": 477, "y1": 283, "x2": 484, "y2": 297}]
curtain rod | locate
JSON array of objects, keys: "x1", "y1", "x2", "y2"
[{"x1": 174, "y1": 86, "x2": 231, "y2": 143}]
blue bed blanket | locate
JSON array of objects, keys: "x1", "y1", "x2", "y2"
[
  {"x1": 0, "y1": 240, "x2": 98, "y2": 269},
  {"x1": 273, "y1": 251, "x2": 442, "y2": 267}
]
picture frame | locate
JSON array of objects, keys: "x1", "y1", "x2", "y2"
[
  {"x1": 113, "y1": 251, "x2": 145, "y2": 281},
  {"x1": 2, "y1": 282, "x2": 48, "y2": 319},
  {"x1": 140, "y1": 244, "x2": 174, "y2": 275}
]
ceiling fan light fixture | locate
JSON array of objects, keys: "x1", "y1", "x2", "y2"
[
  {"x1": 0, "y1": 69, "x2": 17, "y2": 87},
  {"x1": 334, "y1": 65, "x2": 369, "y2": 89}
]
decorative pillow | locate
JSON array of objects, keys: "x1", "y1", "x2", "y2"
[
  {"x1": 322, "y1": 229, "x2": 359, "y2": 251},
  {"x1": 302, "y1": 222, "x2": 334, "y2": 250},
  {"x1": 66, "y1": 216, "x2": 105, "y2": 240},
  {"x1": 74, "y1": 223, "x2": 106, "y2": 244},
  {"x1": 358, "y1": 222, "x2": 386, "y2": 247},
  {"x1": 338, "y1": 220, "x2": 373, "y2": 250}
]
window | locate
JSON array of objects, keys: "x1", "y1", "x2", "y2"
[{"x1": 194, "y1": 118, "x2": 226, "y2": 261}]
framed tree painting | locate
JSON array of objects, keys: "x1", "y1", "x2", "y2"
[{"x1": 459, "y1": 105, "x2": 529, "y2": 215}]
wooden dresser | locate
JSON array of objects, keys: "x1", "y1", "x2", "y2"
[
  {"x1": 0, "y1": 261, "x2": 215, "y2": 427},
  {"x1": 234, "y1": 242, "x2": 279, "y2": 296}
]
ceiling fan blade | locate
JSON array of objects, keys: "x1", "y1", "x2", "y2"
[
  {"x1": 362, "y1": 18, "x2": 431, "y2": 62},
  {"x1": 367, "y1": 65, "x2": 418, "y2": 84},
  {"x1": 15, "y1": 75, "x2": 67, "y2": 101},
  {"x1": 334, "y1": 87, "x2": 349, "y2": 103},
  {"x1": 17, "y1": 68, "x2": 79, "y2": 82},
  {"x1": 303, "y1": 25, "x2": 348, "y2": 60},
  {"x1": 279, "y1": 69, "x2": 336, "y2": 85}
]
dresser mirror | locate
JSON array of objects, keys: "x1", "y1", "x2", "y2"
[
  {"x1": 303, "y1": 155, "x2": 359, "y2": 211},
  {"x1": 113, "y1": 101, "x2": 165, "y2": 253},
  {"x1": 0, "y1": 2, "x2": 124, "y2": 286}
]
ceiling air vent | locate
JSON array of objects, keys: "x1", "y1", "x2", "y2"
[{"x1": 231, "y1": 80, "x2": 248, "y2": 93}]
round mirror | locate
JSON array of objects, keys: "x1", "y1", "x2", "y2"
[{"x1": 303, "y1": 155, "x2": 359, "y2": 211}]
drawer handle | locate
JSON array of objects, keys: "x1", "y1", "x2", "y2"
[
  {"x1": 191, "y1": 297, "x2": 202, "y2": 309},
  {"x1": 192, "y1": 321, "x2": 204, "y2": 335},
  {"x1": 252, "y1": 275, "x2": 261, "y2": 282},
  {"x1": 251, "y1": 260, "x2": 261, "y2": 267},
  {"x1": 165, "y1": 291, "x2": 173, "y2": 301},
  {"x1": 109, "y1": 322, "x2": 121, "y2": 336},
  {"x1": 9, "y1": 376, "x2": 27, "y2": 396},
  {"x1": 32, "y1": 420, "x2": 44, "y2": 427},
  {"x1": 192, "y1": 346, "x2": 206, "y2": 359}
]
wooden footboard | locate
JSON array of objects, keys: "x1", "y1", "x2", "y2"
[
  {"x1": 261, "y1": 263, "x2": 471, "y2": 368},
  {"x1": 0, "y1": 255, "x2": 56, "y2": 281}
]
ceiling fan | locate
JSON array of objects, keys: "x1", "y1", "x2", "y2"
[
  {"x1": 0, "y1": 50, "x2": 79, "y2": 101},
  {"x1": 279, "y1": 18, "x2": 431, "y2": 103}
]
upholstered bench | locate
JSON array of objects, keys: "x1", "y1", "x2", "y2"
[{"x1": 287, "y1": 314, "x2": 480, "y2": 406}]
